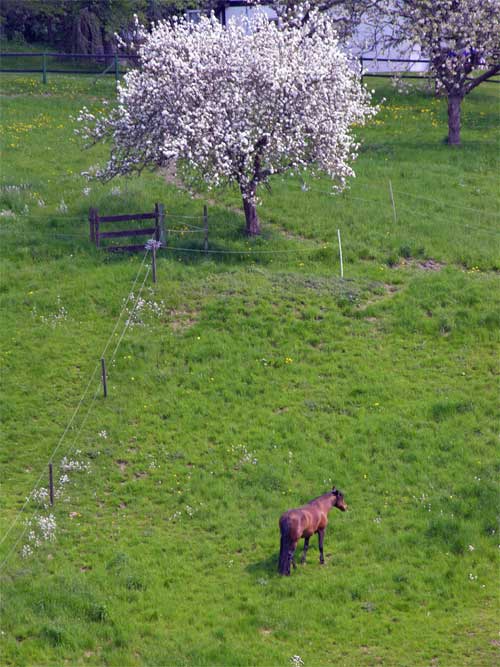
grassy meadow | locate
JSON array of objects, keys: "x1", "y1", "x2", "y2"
[{"x1": 0, "y1": 70, "x2": 499, "y2": 667}]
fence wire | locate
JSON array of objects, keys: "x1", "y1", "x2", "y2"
[{"x1": 0, "y1": 251, "x2": 151, "y2": 572}]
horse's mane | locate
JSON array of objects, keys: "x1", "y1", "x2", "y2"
[{"x1": 306, "y1": 491, "x2": 332, "y2": 505}]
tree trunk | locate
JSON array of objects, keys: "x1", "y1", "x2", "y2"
[
  {"x1": 241, "y1": 188, "x2": 261, "y2": 236},
  {"x1": 447, "y1": 95, "x2": 462, "y2": 145}
]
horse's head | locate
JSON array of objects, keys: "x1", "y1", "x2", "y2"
[{"x1": 332, "y1": 486, "x2": 348, "y2": 511}]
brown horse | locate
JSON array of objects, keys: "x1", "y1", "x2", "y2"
[{"x1": 278, "y1": 487, "x2": 347, "y2": 576}]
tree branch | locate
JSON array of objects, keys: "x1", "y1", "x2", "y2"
[{"x1": 466, "y1": 64, "x2": 500, "y2": 93}]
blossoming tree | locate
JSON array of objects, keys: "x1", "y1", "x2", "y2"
[
  {"x1": 380, "y1": 0, "x2": 500, "y2": 145},
  {"x1": 79, "y1": 11, "x2": 376, "y2": 235},
  {"x1": 270, "y1": 0, "x2": 371, "y2": 36}
]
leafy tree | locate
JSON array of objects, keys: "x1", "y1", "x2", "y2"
[
  {"x1": 0, "y1": 0, "x2": 203, "y2": 50},
  {"x1": 0, "y1": 0, "x2": 67, "y2": 44},
  {"x1": 78, "y1": 11, "x2": 376, "y2": 235}
]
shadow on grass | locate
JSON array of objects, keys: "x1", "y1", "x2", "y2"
[{"x1": 245, "y1": 553, "x2": 278, "y2": 577}]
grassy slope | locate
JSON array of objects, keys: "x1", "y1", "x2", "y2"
[{"x1": 0, "y1": 74, "x2": 499, "y2": 667}]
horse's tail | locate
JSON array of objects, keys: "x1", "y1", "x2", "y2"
[{"x1": 278, "y1": 515, "x2": 292, "y2": 576}]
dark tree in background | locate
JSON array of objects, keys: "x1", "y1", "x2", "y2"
[{"x1": 0, "y1": 0, "x2": 202, "y2": 55}]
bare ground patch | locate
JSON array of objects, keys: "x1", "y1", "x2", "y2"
[
  {"x1": 168, "y1": 308, "x2": 200, "y2": 333},
  {"x1": 399, "y1": 258, "x2": 446, "y2": 271},
  {"x1": 116, "y1": 460, "x2": 128, "y2": 473},
  {"x1": 356, "y1": 282, "x2": 402, "y2": 313}
]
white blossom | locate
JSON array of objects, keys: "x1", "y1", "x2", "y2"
[
  {"x1": 57, "y1": 199, "x2": 68, "y2": 213},
  {"x1": 376, "y1": 0, "x2": 500, "y2": 143},
  {"x1": 78, "y1": 10, "x2": 376, "y2": 234}
]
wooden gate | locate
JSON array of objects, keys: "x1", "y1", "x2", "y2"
[{"x1": 89, "y1": 203, "x2": 165, "y2": 251}]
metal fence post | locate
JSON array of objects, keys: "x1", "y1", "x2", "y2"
[
  {"x1": 101, "y1": 357, "x2": 108, "y2": 397},
  {"x1": 49, "y1": 463, "x2": 54, "y2": 506},
  {"x1": 114, "y1": 54, "x2": 119, "y2": 81},
  {"x1": 42, "y1": 52, "x2": 47, "y2": 84}
]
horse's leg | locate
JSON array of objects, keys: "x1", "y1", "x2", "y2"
[
  {"x1": 318, "y1": 528, "x2": 325, "y2": 565},
  {"x1": 288, "y1": 540, "x2": 298, "y2": 573},
  {"x1": 301, "y1": 537, "x2": 310, "y2": 564}
]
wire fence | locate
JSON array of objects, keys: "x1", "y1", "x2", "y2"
[
  {"x1": 0, "y1": 52, "x2": 139, "y2": 82},
  {"x1": 0, "y1": 176, "x2": 498, "y2": 568},
  {"x1": 0, "y1": 250, "x2": 152, "y2": 573},
  {"x1": 1, "y1": 52, "x2": 499, "y2": 85},
  {"x1": 1, "y1": 179, "x2": 499, "y2": 260}
]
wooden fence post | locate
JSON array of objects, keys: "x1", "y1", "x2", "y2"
[
  {"x1": 95, "y1": 209, "x2": 100, "y2": 248},
  {"x1": 157, "y1": 203, "x2": 166, "y2": 247},
  {"x1": 89, "y1": 207, "x2": 96, "y2": 242},
  {"x1": 114, "y1": 54, "x2": 119, "y2": 81},
  {"x1": 203, "y1": 205, "x2": 208, "y2": 256},
  {"x1": 152, "y1": 246, "x2": 157, "y2": 283}
]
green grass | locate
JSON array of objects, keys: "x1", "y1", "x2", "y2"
[{"x1": 0, "y1": 73, "x2": 499, "y2": 667}]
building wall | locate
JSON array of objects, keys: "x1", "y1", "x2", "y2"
[
  {"x1": 351, "y1": 21, "x2": 428, "y2": 73},
  {"x1": 210, "y1": 3, "x2": 429, "y2": 72},
  {"x1": 224, "y1": 4, "x2": 277, "y2": 30}
]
